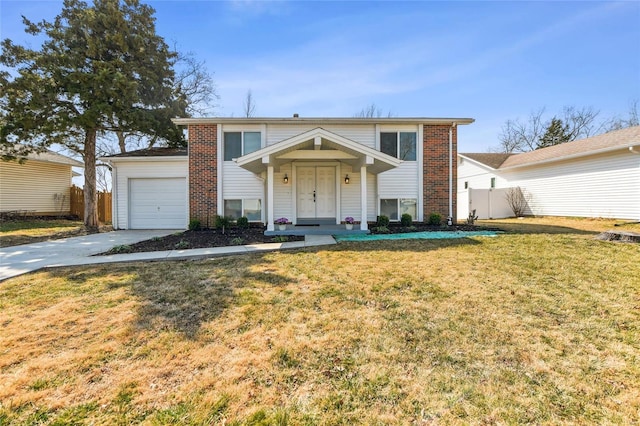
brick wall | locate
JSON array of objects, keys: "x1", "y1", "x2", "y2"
[
  {"x1": 423, "y1": 124, "x2": 457, "y2": 222},
  {"x1": 188, "y1": 124, "x2": 217, "y2": 227}
]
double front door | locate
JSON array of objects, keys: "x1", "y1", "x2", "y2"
[{"x1": 297, "y1": 166, "x2": 336, "y2": 221}]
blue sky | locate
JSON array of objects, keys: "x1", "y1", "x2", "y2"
[{"x1": 1, "y1": 1, "x2": 639, "y2": 152}]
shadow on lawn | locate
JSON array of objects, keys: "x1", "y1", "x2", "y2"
[{"x1": 130, "y1": 257, "x2": 297, "y2": 339}]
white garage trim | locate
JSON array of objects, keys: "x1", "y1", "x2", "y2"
[{"x1": 128, "y1": 178, "x2": 187, "y2": 229}]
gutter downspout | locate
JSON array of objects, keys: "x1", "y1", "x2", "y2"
[{"x1": 448, "y1": 122, "x2": 457, "y2": 226}]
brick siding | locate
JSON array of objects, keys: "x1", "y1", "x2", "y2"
[
  {"x1": 188, "y1": 124, "x2": 217, "y2": 227},
  {"x1": 423, "y1": 124, "x2": 457, "y2": 222}
]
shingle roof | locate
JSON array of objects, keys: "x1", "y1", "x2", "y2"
[
  {"x1": 500, "y1": 126, "x2": 640, "y2": 169},
  {"x1": 459, "y1": 153, "x2": 515, "y2": 169},
  {"x1": 104, "y1": 147, "x2": 187, "y2": 158}
]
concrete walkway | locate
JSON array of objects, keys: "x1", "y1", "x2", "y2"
[{"x1": 0, "y1": 231, "x2": 336, "y2": 282}]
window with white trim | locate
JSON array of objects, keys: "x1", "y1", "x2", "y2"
[
  {"x1": 380, "y1": 198, "x2": 417, "y2": 221},
  {"x1": 380, "y1": 132, "x2": 416, "y2": 160},
  {"x1": 224, "y1": 199, "x2": 262, "y2": 221},
  {"x1": 224, "y1": 131, "x2": 261, "y2": 161}
]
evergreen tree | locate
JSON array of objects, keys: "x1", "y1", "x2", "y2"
[
  {"x1": 537, "y1": 117, "x2": 572, "y2": 149},
  {"x1": 0, "y1": 0, "x2": 185, "y2": 230}
]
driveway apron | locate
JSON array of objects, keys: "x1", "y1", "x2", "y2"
[{"x1": 0, "y1": 230, "x2": 179, "y2": 281}]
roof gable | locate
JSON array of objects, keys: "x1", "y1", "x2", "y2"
[{"x1": 459, "y1": 153, "x2": 515, "y2": 169}]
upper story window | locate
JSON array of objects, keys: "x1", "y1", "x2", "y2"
[
  {"x1": 224, "y1": 131, "x2": 261, "y2": 161},
  {"x1": 380, "y1": 132, "x2": 416, "y2": 161}
]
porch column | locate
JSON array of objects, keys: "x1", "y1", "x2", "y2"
[
  {"x1": 267, "y1": 165, "x2": 275, "y2": 231},
  {"x1": 360, "y1": 165, "x2": 368, "y2": 230}
]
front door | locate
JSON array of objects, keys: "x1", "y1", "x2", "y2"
[{"x1": 297, "y1": 166, "x2": 336, "y2": 221}]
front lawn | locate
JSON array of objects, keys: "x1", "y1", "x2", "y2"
[
  {"x1": 0, "y1": 219, "x2": 638, "y2": 424},
  {"x1": 0, "y1": 218, "x2": 85, "y2": 247}
]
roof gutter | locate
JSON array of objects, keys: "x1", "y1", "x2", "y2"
[
  {"x1": 629, "y1": 145, "x2": 640, "y2": 155},
  {"x1": 172, "y1": 117, "x2": 475, "y2": 126}
]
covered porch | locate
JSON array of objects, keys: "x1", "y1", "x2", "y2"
[{"x1": 236, "y1": 128, "x2": 400, "y2": 232}]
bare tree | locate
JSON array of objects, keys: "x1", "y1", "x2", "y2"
[
  {"x1": 495, "y1": 106, "x2": 605, "y2": 153},
  {"x1": 496, "y1": 108, "x2": 546, "y2": 153},
  {"x1": 243, "y1": 89, "x2": 256, "y2": 118},
  {"x1": 605, "y1": 99, "x2": 639, "y2": 131},
  {"x1": 561, "y1": 106, "x2": 602, "y2": 139},
  {"x1": 354, "y1": 102, "x2": 394, "y2": 118}
]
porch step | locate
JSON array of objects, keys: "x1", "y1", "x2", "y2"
[{"x1": 265, "y1": 225, "x2": 370, "y2": 236}]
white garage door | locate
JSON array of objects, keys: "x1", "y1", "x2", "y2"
[{"x1": 129, "y1": 178, "x2": 187, "y2": 229}]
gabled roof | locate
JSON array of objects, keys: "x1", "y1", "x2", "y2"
[
  {"x1": 236, "y1": 127, "x2": 401, "y2": 174},
  {"x1": 103, "y1": 147, "x2": 187, "y2": 158},
  {"x1": 459, "y1": 153, "x2": 515, "y2": 169},
  {"x1": 500, "y1": 126, "x2": 640, "y2": 170}
]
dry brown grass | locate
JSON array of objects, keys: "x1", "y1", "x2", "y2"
[{"x1": 1, "y1": 218, "x2": 638, "y2": 424}]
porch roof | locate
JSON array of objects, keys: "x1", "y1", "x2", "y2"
[{"x1": 235, "y1": 127, "x2": 401, "y2": 174}]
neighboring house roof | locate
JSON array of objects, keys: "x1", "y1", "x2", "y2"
[
  {"x1": 500, "y1": 126, "x2": 640, "y2": 170},
  {"x1": 103, "y1": 147, "x2": 187, "y2": 158},
  {"x1": 17, "y1": 148, "x2": 84, "y2": 167},
  {"x1": 459, "y1": 153, "x2": 515, "y2": 169},
  {"x1": 173, "y1": 116, "x2": 475, "y2": 125},
  {"x1": 460, "y1": 126, "x2": 640, "y2": 171}
]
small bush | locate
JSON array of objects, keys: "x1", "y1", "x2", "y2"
[
  {"x1": 373, "y1": 226, "x2": 390, "y2": 234},
  {"x1": 376, "y1": 215, "x2": 390, "y2": 227},
  {"x1": 428, "y1": 213, "x2": 442, "y2": 226},
  {"x1": 273, "y1": 235, "x2": 289, "y2": 242},
  {"x1": 400, "y1": 213, "x2": 412, "y2": 226},
  {"x1": 188, "y1": 219, "x2": 201, "y2": 231},
  {"x1": 230, "y1": 237, "x2": 244, "y2": 245},
  {"x1": 109, "y1": 244, "x2": 132, "y2": 254},
  {"x1": 236, "y1": 216, "x2": 249, "y2": 228},
  {"x1": 174, "y1": 239, "x2": 190, "y2": 249},
  {"x1": 215, "y1": 216, "x2": 232, "y2": 234}
]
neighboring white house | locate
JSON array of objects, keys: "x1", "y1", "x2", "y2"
[
  {"x1": 103, "y1": 117, "x2": 474, "y2": 230},
  {"x1": 0, "y1": 149, "x2": 83, "y2": 216},
  {"x1": 458, "y1": 126, "x2": 640, "y2": 220}
]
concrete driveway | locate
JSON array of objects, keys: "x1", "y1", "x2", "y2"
[{"x1": 0, "y1": 230, "x2": 179, "y2": 281}]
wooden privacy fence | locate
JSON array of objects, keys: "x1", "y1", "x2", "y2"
[{"x1": 70, "y1": 185, "x2": 112, "y2": 224}]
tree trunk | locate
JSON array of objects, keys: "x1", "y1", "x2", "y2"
[
  {"x1": 84, "y1": 129, "x2": 99, "y2": 232},
  {"x1": 116, "y1": 131, "x2": 127, "y2": 153}
]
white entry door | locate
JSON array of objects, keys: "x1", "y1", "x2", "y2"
[{"x1": 297, "y1": 166, "x2": 336, "y2": 220}]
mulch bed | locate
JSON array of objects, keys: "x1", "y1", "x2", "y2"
[{"x1": 101, "y1": 222, "x2": 497, "y2": 255}]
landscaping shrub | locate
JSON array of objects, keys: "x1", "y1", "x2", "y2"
[
  {"x1": 236, "y1": 216, "x2": 249, "y2": 228},
  {"x1": 188, "y1": 219, "x2": 201, "y2": 231},
  {"x1": 401, "y1": 213, "x2": 412, "y2": 226},
  {"x1": 215, "y1": 216, "x2": 232, "y2": 234},
  {"x1": 428, "y1": 213, "x2": 442, "y2": 226},
  {"x1": 376, "y1": 215, "x2": 390, "y2": 227}
]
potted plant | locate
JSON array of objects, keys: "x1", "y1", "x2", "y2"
[
  {"x1": 275, "y1": 217, "x2": 288, "y2": 231},
  {"x1": 344, "y1": 216, "x2": 355, "y2": 230}
]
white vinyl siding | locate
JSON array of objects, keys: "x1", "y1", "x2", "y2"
[
  {"x1": 266, "y1": 124, "x2": 376, "y2": 148},
  {"x1": 112, "y1": 159, "x2": 188, "y2": 229},
  {"x1": 222, "y1": 163, "x2": 264, "y2": 200},
  {"x1": 0, "y1": 160, "x2": 73, "y2": 214},
  {"x1": 273, "y1": 164, "x2": 293, "y2": 221},
  {"x1": 502, "y1": 150, "x2": 639, "y2": 219},
  {"x1": 457, "y1": 158, "x2": 509, "y2": 190},
  {"x1": 377, "y1": 162, "x2": 419, "y2": 211}
]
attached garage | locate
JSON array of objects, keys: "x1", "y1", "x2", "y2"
[
  {"x1": 102, "y1": 148, "x2": 189, "y2": 230},
  {"x1": 129, "y1": 178, "x2": 187, "y2": 229}
]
